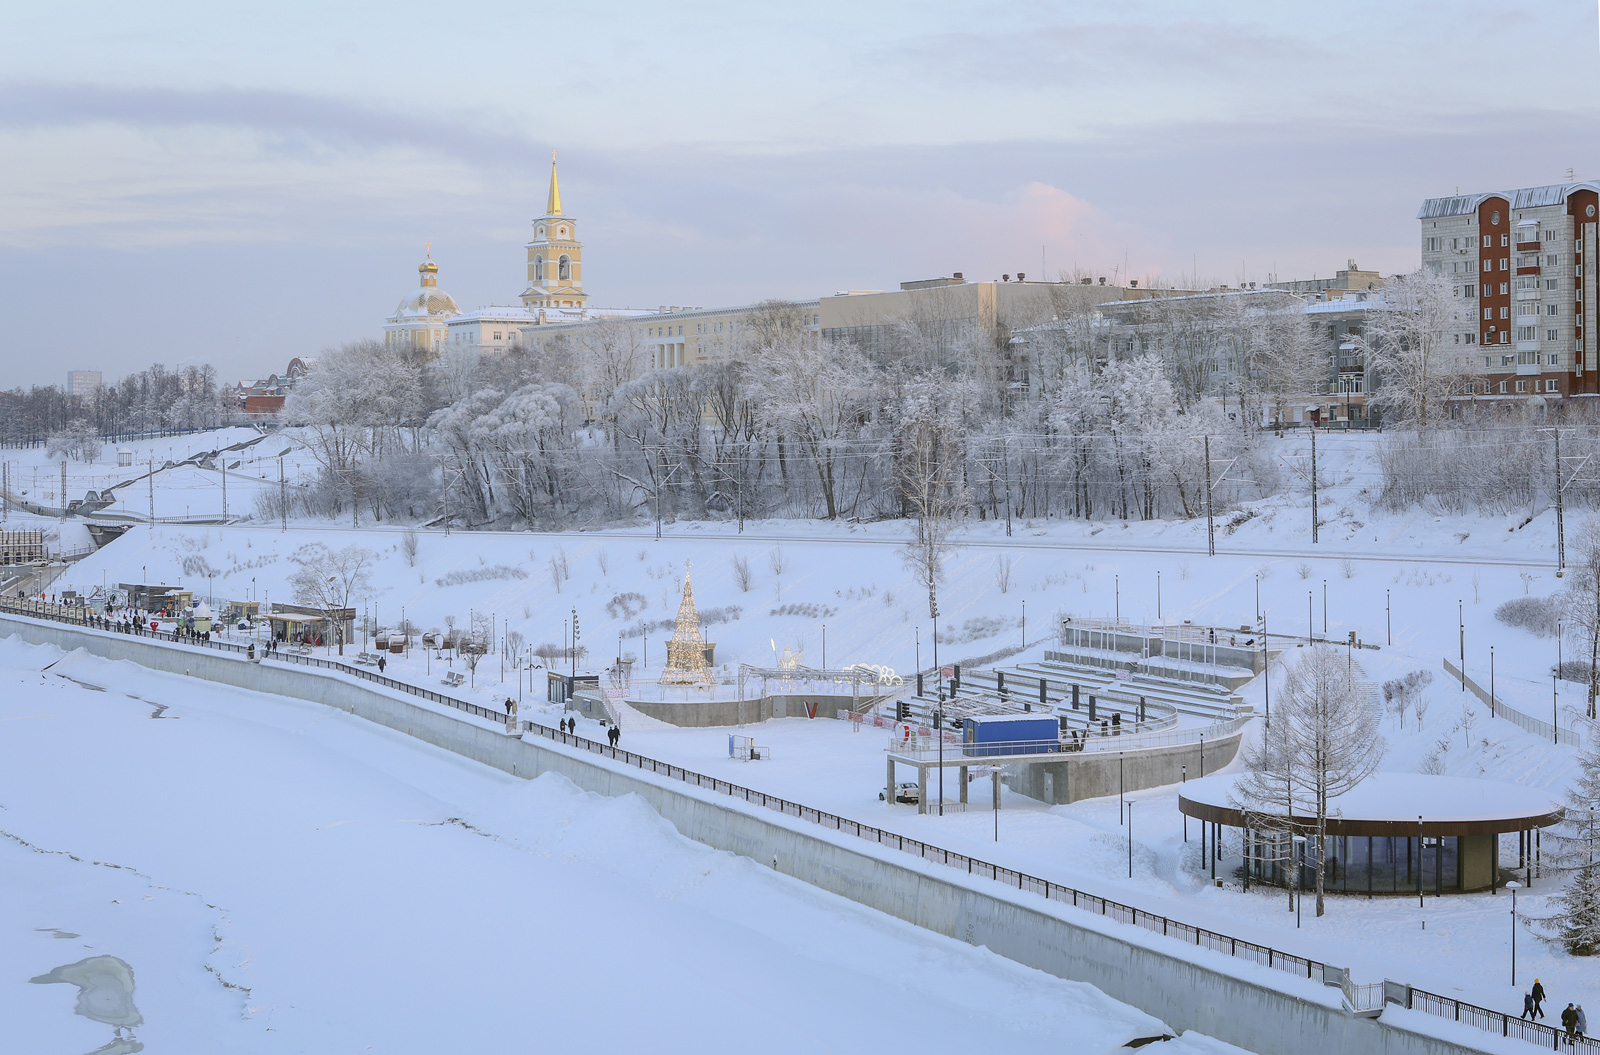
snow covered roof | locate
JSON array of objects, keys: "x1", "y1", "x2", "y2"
[
  {"x1": 1179, "y1": 772, "x2": 1563, "y2": 836},
  {"x1": 1417, "y1": 181, "x2": 1600, "y2": 219}
]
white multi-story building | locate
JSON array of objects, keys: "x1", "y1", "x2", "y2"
[{"x1": 1419, "y1": 181, "x2": 1598, "y2": 401}]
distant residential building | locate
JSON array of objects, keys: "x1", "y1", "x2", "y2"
[
  {"x1": 1262, "y1": 260, "x2": 1384, "y2": 299},
  {"x1": 1419, "y1": 180, "x2": 1598, "y2": 401},
  {"x1": 231, "y1": 358, "x2": 310, "y2": 420},
  {"x1": 66, "y1": 370, "x2": 102, "y2": 397}
]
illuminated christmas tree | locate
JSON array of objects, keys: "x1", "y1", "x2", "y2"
[{"x1": 659, "y1": 562, "x2": 712, "y2": 686}]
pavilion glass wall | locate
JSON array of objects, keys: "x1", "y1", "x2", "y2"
[{"x1": 1248, "y1": 832, "x2": 1460, "y2": 894}]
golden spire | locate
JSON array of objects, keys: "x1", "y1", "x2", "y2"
[{"x1": 546, "y1": 151, "x2": 562, "y2": 217}]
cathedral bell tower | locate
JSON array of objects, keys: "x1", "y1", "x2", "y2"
[{"x1": 520, "y1": 153, "x2": 588, "y2": 316}]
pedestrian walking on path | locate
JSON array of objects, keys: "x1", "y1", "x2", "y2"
[
  {"x1": 378, "y1": 655, "x2": 386, "y2": 673},
  {"x1": 1578, "y1": 1005, "x2": 1588, "y2": 1037},
  {"x1": 608, "y1": 725, "x2": 620, "y2": 747},
  {"x1": 1533, "y1": 980, "x2": 1547, "y2": 1019},
  {"x1": 1522, "y1": 993, "x2": 1536, "y2": 1020},
  {"x1": 1563, "y1": 1004, "x2": 1578, "y2": 1038}
]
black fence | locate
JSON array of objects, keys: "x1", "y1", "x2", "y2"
[
  {"x1": 4, "y1": 596, "x2": 1594, "y2": 1053},
  {"x1": 1407, "y1": 987, "x2": 1600, "y2": 1053}
]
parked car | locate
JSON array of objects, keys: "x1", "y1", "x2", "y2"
[{"x1": 879, "y1": 781, "x2": 921, "y2": 804}]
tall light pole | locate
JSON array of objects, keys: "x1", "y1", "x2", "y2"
[
  {"x1": 1322, "y1": 579, "x2": 1327, "y2": 634},
  {"x1": 822, "y1": 623, "x2": 827, "y2": 670},
  {"x1": 1293, "y1": 834, "x2": 1306, "y2": 928},
  {"x1": 1127, "y1": 800, "x2": 1135, "y2": 878},
  {"x1": 1156, "y1": 571, "x2": 1161, "y2": 622},
  {"x1": 1458, "y1": 600, "x2": 1465, "y2": 691},
  {"x1": 1506, "y1": 880, "x2": 1521, "y2": 987},
  {"x1": 1386, "y1": 588, "x2": 1391, "y2": 646},
  {"x1": 1114, "y1": 574, "x2": 1119, "y2": 624}
]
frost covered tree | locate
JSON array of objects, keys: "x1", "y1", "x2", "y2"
[
  {"x1": 287, "y1": 544, "x2": 374, "y2": 656},
  {"x1": 1530, "y1": 864, "x2": 1600, "y2": 956},
  {"x1": 897, "y1": 379, "x2": 970, "y2": 645},
  {"x1": 1233, "y1": 646, "x2": 1384, "y2": 915},
  {"x1": 1349, "y1": 269, "x2": 1473, "y2": 429},
  {"x1": 1564, "y1": 517, "x2": 1600, "y2": 720}
]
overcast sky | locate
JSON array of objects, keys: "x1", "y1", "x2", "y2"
[{"x1": 2, "y1": 1, "x2": 1597, "y2": 387}]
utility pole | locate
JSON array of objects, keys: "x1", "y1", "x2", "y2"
[
  {"x1": 1309, "y1": 426, "x2": 1318, "y2": 544},
  {"x1": 1554, "y1": 426, "x2": 1565, "y2": 577},
  {"x1": 149, "y1": 458, "x2": 156, "y2": 525},
  {"x1": 59, "y1": 462, "x2": 66, "y2": 521},
  {"x1": 278, "y1": 455, "x2": 287, "y2": 532},
  {"x1": 1204, "y1": 435, "x2": 1215, "y2": 556},
  {"x1": 220, "y1": 457, "x2": 227, "y2": 520}
]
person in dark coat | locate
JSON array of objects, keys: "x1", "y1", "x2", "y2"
[
  {"x1": 1578, "y1": 1005, "x2": 1588, "y2": 1036},
  {"x1": 1562, "y1": 1004, "x2": 1578, "y2": 1036},
  {"x1": 608, "y1": 725, "x2": 620, "y2": 747},
  {"x1": 1522, "y1": 992, "x2": 1536, "y2": 1020},
  {"x1": 1532, "y1": 979, "x2": 1546, "y2": 1018},
  {"x1": 377, "y1": 655, "x2": 386, "y2": 673}
]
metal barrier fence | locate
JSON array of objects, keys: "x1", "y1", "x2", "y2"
[
  {"x1": 1408, "y1": 985, "x2": 1600, "y2": 1053},
  {"x1": 1444, "y1": 657, "x2": 1581, "y2": 747},
  {"x1": 4, "y1": 597, "x2": 1590, "y2": 1051}
]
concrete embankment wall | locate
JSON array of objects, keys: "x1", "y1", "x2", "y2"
[
  {"x1": 1005, "y1": 733, "x2": 1244, "y2": 805},
  {"x1": 626, "y1": 692, "x2": 864, "y2": 727},
  {"x1": 0, "y1": 615, "x2": 1495, "y2": 1055}
]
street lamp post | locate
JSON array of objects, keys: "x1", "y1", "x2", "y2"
[
  {"x1": 1459, "y1": 600, "x2": 1465, "y2": 690},
  {"x1": 937, "y1": 694, "x2": 945, "y2": 818},
  {"x1": 1127, "y1": 800, "x2": 1135, "y2": 878},
  {"x1": 1386, "y1": 588, "x2": 1391, "y2": 645},
  {"x1": 1292, "y1": 835, "x2": 1306, "y2": 928},
  {"x1": 1506, "y1": 881, "x2": 1521, "y2": 987},
  {"x1": 822, "y1": 623, "x2": 827, "y2": 670}
]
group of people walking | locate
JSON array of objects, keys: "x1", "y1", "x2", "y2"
[
  {"x1": 1522, "y1": 980, "x2": 1588, "y2": 1040},
  {"x1": 555, "y1": 714, "x2": 622, "y2": 748}
]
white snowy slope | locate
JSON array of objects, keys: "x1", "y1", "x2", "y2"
[{"x1": 0, "y1": 638, "x2": 1248, "y2": 1054}]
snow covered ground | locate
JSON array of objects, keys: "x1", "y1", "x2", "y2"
[
  {"x1": 0, "y1": 636, "x2": 1258, "y2": 1053},
  {"x1": 18, "y1": 425, "x2": 1600, "y2": 1041}
]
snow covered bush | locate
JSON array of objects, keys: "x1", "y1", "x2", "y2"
[
  {"x1": 434, "y1": 565, "x2": 528, "y2": 587},
  {"x1": 1494, "y1": 596, "x2": 1562, "y2": 638}
]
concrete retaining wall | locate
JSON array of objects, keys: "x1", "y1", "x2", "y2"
[
  {"x1": 625, "y1": 692, "x2": 865, "y2": 727},
  {"x1": 0, "y1": 614, "x2": 1498, "y2": 1055},
  {"x1": 1005, "y1": 733, "x2": 1244, "y2": 805}
]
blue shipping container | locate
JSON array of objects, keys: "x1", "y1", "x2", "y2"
[{"x1": 962, "y1": 715, "x2": 1060, "y2": 757}]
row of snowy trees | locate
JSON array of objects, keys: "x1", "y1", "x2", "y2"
[
  {"x1": 0, "y1": 363, "x2": 224, "y2": 445},
  {"x1": 279, "y1": 316, "x2": 1282, "y2": 529}
]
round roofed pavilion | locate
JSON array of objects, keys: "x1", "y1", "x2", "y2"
[{"x1": 1178, "y1": 773, "x2": 1563, "y2": 895}]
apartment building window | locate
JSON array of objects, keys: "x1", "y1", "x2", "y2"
[
  {"x1": 1484, "y1": 235, "x2": 1492, "y2": 247},
  {"x1": 1500, "y1": 284, "x2": 1509, "y2": 296},
  {"x1": 1547, "y1": 379, "x2": 1559, "y2": 393},
  {"x1": 1500, "y1": 307, "x2": 1509, "y2": 319},
  {"x1": 1427, "y1": 237, "x2": 1441, "y2": 252},
  {"x1": 1500, "y1": 259, "x2": 1509, "y2": 270},
  {"x1": 1547, "y1": 255, "x2": 1560, "y2": 267},
  {"x1": 1465, "y1": 333, "x2": 1476, "y2": 345},
  {"x1": 1465, "y1": 284, "x2": 1476, "y2": 298},
  {"x1": 1483, "y1": 260, "x2": 1492, "y2": 273},
  {"x1": 1549, "y1": 354, "x2": 1560, "y2": 365},
  {"x1": 1501, "y1": 332, "x2": 1510, "y2": 343},
  {"x1": 1546, "y1": 229, "x2": 1558, "y2": 242},
  {"x1": 1516, "y1": 380, "x2": 1528, "y2": 393},
  {"x1": 1499, "y1": 381, "x2": 1509, "y2": 394},
  {"x1": 1548, "y1": 279, "x2": 1559, "y2": 290},
  {"x1": 1549, "y1": 330, "x2": 1560, "y2": 342},
  {"x1": 1519, "y1": 255, "x2": 1540, "y2": 268},
  {"x1": 1483, "y1": 307, "x2": 1493, "y2": 320},
  {"x1": 1518, "y1": 326, "x2": 1538, "y2": 342},
  {"x1": 1549, "y1": 304, "x2": 1559, "y2": 315},
  {"x1": 1502, "y1": 234, "x2": 1510, "y2": 246}
]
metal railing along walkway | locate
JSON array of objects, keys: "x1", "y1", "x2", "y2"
[
  {"x1": 1444, "y1": 657, "x2": 1582, "y2": 747},
  {"x1": 2, "y1": 598, "x2": 1594, "y2": 1053}
]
